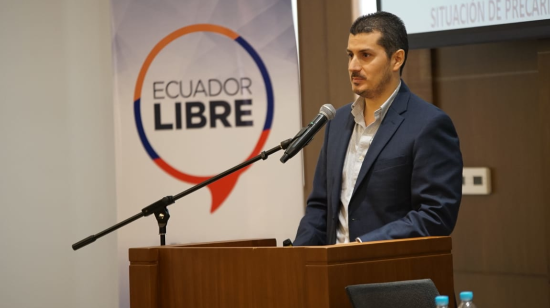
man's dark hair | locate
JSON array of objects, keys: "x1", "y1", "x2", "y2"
[{"x1": 350, "y1": 11, "x2": 408, "y2": 75}]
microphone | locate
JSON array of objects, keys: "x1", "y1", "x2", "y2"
[{"x1": 280, "y1": 104, "x2": 336, "y2": 163}]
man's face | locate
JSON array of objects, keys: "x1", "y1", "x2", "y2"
[{"x1": 347, "y1": 31, "x2": 395, "y2": 99}]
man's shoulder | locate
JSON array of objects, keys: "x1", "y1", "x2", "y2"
[
  {"x1": 407, "y1": 92, "x2": 447, "y2": 118},
  {"x1": 396, "y1": 81, "x2": 446, "y2": 117},
  {"x1": 334, "y1": 103, "x2": 353, "y2": 118},
  {"x1": 321, "y1": 103, "x2": 353, "y2": 134}
]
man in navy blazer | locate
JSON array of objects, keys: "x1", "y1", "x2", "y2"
[{"x1": 293, "y1": 12, "x2": 462, "y2": 246}]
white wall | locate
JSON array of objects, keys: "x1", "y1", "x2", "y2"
[{"x1": 0, "y1": 1, "x2": 118, "y2": 307}]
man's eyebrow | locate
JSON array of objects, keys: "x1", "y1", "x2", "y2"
[{"x1": 346, "y1": 48, "x2": 375, "y2": 53}]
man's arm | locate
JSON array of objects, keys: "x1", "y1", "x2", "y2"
[
  {"x1": 357, "y1": 112, "x2": 463, "y2": 242},
  {"x1": 293, "y1": 122, "x2": 332, "y2": 246}
]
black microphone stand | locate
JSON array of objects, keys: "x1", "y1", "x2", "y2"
[{"x1": 72, "y1": 138, "x2": 293, "y2": 251}]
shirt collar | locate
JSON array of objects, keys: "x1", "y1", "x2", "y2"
[{"x1": 350, "y1": 81, "x2": 402, "y2": 128}]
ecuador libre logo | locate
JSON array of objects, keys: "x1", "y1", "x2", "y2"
[{"x1": 133, "y1": 24, "x2": 273, "y2": 213}]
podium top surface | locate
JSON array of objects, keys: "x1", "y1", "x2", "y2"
[{"x1": 129, "y1": 236, "x2": 452, "y2": 265}]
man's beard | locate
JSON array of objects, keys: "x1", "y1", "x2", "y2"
[{"x1": 354, "y1": 65, "x2": 393, "y2": 99}]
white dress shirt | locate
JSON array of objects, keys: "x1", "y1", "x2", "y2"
[{"x1": 336, "y1": 82, "x2": 401, "y2": 243}]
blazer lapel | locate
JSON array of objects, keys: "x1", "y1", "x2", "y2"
[
  {"x1": 350, "y1": 85, "x2": 410, "y2": 199},
  {"x1": 329, "y1": 110, "x2": 355, "y2": 219}
]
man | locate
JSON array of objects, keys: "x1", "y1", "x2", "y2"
[{"x1": 293, "y1": 12, "x2": 463, "y2": 246}]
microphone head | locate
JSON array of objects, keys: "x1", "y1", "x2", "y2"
[{"x1": 319, "y1": 104, "x2": 336, "y2": 120}]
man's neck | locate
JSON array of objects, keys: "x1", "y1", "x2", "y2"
[{"x1": 363, "y1": 78, "x2": 400, "y2": 126}]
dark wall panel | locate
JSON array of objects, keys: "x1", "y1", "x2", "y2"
[
  {"x1": 432, "y1": 40, "x2": 549, "y2": 308},
  {"x1": 297, "y1": 1, "x2": 354, "y2": 204}
]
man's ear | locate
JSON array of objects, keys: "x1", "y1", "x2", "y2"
[{"x1": 392, "y1": 49, "x2": 405, "y2": 72}]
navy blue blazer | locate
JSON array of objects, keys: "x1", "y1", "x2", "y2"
[{"x1": 294, "y1": 82, "x2": 463, "y2": 246}]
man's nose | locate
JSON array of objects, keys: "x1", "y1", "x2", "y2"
[{"x1": 349, "y1": 57, "x2": 360, "y2": 71}]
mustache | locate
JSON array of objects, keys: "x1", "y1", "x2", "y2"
[{"x1": 351, "y1": 73, "x2": 365, "y2": 79}]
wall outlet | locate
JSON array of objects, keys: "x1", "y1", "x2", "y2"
[{"x1": 462, "y1": 167, "x2": 491, "y2": 195}]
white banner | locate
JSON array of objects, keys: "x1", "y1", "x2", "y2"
[
  {"x1": 382, "y1": 0, "x2": 550, "y2": 33},
  {"x1": 110, "y1": 1, "x2": 303, "y2": 306}
]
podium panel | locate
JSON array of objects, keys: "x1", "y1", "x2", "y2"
[{"x1": 129, "y1": 237, "x2": 455, "y2": 308}]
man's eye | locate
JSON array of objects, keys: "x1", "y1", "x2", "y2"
[
  {"x1": 362, "y1": 53, "x2": 369, "y2": 58},
  {"x1": 347, "y1": 53, "x2": 353, "y2": 58}
]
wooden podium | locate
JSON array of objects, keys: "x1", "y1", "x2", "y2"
[{"x1": 129, "y1": 236, "x2": 455, "y2": 308}]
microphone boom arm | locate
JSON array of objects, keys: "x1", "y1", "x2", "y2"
[{"x1": 72, "y1": 138, "x2": 294, "y2": 251}]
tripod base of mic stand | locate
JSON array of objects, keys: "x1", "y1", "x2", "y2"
[{"x1": 154, "y1": 208, "x2": 170, "y2": 246}]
